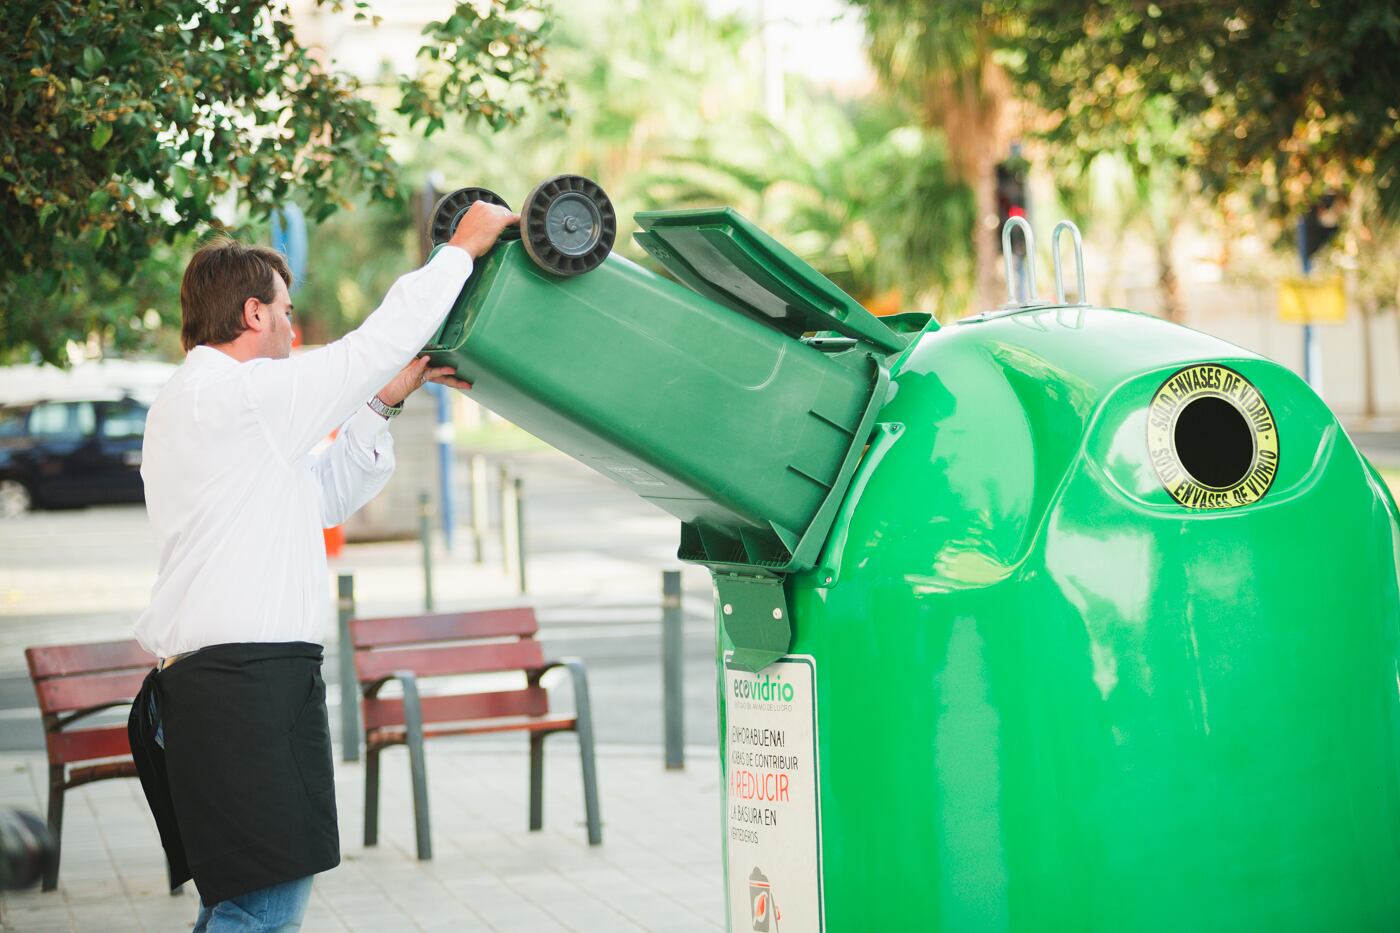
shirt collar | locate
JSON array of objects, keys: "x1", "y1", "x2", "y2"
[{"x1": 186, "y1": 345, "x2": 241, "y2": 369}]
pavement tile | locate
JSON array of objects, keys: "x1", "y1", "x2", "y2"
[
  {"x1": 299, "y1": 918, "x2": 351, "y2": 933},
  {"x1": 418, "y1": 917, "x2": 492, "y2": 933}
]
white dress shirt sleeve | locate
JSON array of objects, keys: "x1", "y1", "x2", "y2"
[
  {"x1": 241, "y1": 245, "x2": 473, "y2": 463},
  {"x1": 315, "y1": 404, "x2": 396, "y2": 527}
]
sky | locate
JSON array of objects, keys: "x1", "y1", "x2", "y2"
[{"x1": 293, "y1": 0, "x2": 873, "y2": 95}]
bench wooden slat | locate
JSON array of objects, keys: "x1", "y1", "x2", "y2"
[
  {"x1": 363, "y1": 687, "x2": 549, "y2": 731},
  {"x1": 35, "y1": 670, "x2": 149, "y2": 715},
  {"x1": 367, "y1": 716, "x2": 578, "y2": 750},
  {"x1": 48, "y1": 726, "x2": 132, "y2": 768},
  {"x1": 26, "y1": 641, "x2": 154, "y2": 679},
  {"x1": 356, "y1": 639, "x2": 545, "y2": 683},
  {"x1": 350, "y1": 607, "x2": 538, "y2": 648},
  {"x1": 68, "y1": 760, "x2": 140, "y2": 789}
]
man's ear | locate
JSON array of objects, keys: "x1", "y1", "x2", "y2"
[{"x1": 242, "y1": 297, "x2": 265, "y2": 333}]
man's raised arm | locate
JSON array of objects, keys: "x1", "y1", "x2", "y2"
[{"x1": 245, "y1": 202, "x2": 517, "y2": 461}]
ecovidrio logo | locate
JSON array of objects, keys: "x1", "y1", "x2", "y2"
[{"x1": 732, "y1": 674, "x2": 795, "y2": 703}]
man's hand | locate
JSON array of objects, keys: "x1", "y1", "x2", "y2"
[
  {"x1": 448, "y1": 201, "x2": 520, "y2": 258},
  {"x1": 376, "y1": 356, "x2": 471, "y2": 408}
]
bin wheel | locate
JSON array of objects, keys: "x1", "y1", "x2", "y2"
[
  {"x1": 520, "y1": 175, "x2": 616, "y2": 276},
  {"x1": 428, "y1": 187, "x2": 516, "y2": 246}
]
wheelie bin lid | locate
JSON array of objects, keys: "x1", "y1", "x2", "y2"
[{"x1": 634, "y1": 207, "x2": 906, "y2": 354}]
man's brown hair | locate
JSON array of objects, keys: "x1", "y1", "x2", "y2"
[{"x1": 179, "y1": 238, "x2": 294, "y2": 352}]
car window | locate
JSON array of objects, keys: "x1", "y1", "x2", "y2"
[
  {"x1": 0, "y1": 409, "x2": 27, "y2": 438},
  {"x1": 101, "y1": 401, "x2": 148, "y2": 439},
  {"x1": 28, "y1": 402, "x2": 96, "y2": 439}
]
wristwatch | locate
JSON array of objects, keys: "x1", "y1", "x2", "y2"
[{"x1": 367, "y1": 395, "x2": 403, "y2": 420}]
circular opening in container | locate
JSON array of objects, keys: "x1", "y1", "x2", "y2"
[{"x1": 1173, "y1": 396, "x2": 1254, "y2": 488}]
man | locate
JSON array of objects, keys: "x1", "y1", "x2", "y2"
[{"x1": 128, "y1": 201, "x2": 518, "y2": 931}]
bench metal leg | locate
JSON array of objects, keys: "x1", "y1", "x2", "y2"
[
  {"x1": 577, "y1": 715, "x2": 602, "y2": 846},
  {"x1": 528, "y1": 732, "x2": 545, "y2": 832},
  {"x1": 540, "y1": 659, "x2": 604, "y2": 846},
  {"x1": 399, "y1": 671, "x2": 433, "y2": 860},
  {"x1": 363, "y1": 747, "x2": 380, "y2": 848},
  {"x1": 560, "y1": 659, "x2": 603, "y2": 846},
  {"x1": 43, "y1": 766, "x2": 63, "y2": 892}
]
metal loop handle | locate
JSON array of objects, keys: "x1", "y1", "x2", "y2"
[
  {"x1": 1001, "y1": 216, "x2": 1038, "y2": 305},
  {"x1": 1052, "y1": 220, "x2": 1088, "y2": 305}
]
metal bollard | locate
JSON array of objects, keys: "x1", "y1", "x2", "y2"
[
  {"x1": 337, "y1": 573, "x2": 360, "y2": 762},
  {"x1": 418, "y1": 491, "x2": 434, "y2": 612},
  {"x1": 433, "y1": 384, "x2": 455, "y2": 555},
  {"x1": 500, "y1": 465, "x2": 516, "y2": 582},
  {"x1": 513, "y1": 477, "x2": 527, "y2": 594},
  {"x1": 470, "y1": 454, "x2": 488, "y2": 564},
  {"x1": 662, "y1": 570, "x2": 684, "y2": 769}
]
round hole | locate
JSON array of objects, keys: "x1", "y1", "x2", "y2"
[{"x1": 1173, "y1": 396, "x2": 1254, "y2": 488}]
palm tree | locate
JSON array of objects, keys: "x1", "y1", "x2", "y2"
[
  {"x1": 637, "y1": 98, "x2": 975, "y2": 315},
  {"x1": 850, "y1": 0, "x2": 1015, "y2": 312},
  {"x1": 1045, "y1": 96, "x2": 1193, "y2": 321}
]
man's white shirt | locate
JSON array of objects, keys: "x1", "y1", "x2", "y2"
[{"x1": 134, "y1": 246, "x2": 473, "y2": 659}]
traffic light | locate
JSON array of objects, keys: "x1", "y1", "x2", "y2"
[
  {"x1": 1300, "y1": 191, "x2": 1342, "y2": 264},
  {"x1": 996, "y1": 159, "x2": 1028, "y2": 255}
]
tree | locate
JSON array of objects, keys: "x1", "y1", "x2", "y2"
[
  {"x1": 1038, "y1": 93, "x2": 1195, "y2": 320},
  {"x1": 455, "y1": 0, "x2": 976, "y2": 313},
  {"x1": 0, "y1": 0, "x2": 563, "y2": 363},
  {"x1": 1005, "y1": 0, "x2": 1400, "y2": 219},
  {"x1": 848, "y1": 0, "x2": 1018, "y2": 312}
]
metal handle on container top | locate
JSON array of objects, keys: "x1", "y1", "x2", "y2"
[
  {"x1": 1052, "y1": 220, "x2": 1088, "y2": 305},
  {"x1": 1002, "y1": 216, "x2": 1039, "y2": 306}
]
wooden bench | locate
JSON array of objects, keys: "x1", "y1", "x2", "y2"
[
  {"x1": 24, "y1": 638, "x2": 154, "y2": 891},
  {"x1": 352, "y1": 606, "x2": 602, "y2": 860}
]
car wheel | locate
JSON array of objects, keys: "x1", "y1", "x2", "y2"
[{"x1": 0, "y1": 479, "x2": 33, "y2": 518}]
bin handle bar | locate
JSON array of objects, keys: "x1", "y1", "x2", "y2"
[
  {"x1": 1052, "y1": 220, "x2": 1088, "y2": 305},
  {"x1": 1001, "y1": 217, "x2": 1038, "y2": 305}
]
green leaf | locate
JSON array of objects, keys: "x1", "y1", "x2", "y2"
[
  {"x1": 38, "y1": 204, "x2": 57, "y2": 229},
  {"x1": 91, "y1": 122, "x2": 113, "y2": 150},
  {"x1": 171, "y1": 163, "x2": 191, "y2": 197},
  {"x1": 82, "y1": 47, "x2": 105, "y2": 75}
]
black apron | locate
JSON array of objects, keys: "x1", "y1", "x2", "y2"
[{"x1": 128, "y1": 641, "x2": 340, "y2": 905}]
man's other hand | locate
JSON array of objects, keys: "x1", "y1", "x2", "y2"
[
  {"x1": 448, "y1": 201, "x2": 520, "y2": 258},
  {"x1": 376, "y1": 356, "x2": 472, "y2": 408}
]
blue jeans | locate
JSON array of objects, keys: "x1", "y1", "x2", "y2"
[{"x1": 193, "y1": 875, "x2": 314, "y2": 932}]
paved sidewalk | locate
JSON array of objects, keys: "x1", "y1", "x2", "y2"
[{"x1": 0, "y1": 741, "x2": 725, "y2": 932}]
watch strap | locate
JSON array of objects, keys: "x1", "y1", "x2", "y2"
[{"x1": 368, "y1": 395, "x2": 403, "y2": 420}]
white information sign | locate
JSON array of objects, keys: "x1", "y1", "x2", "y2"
[{"x1": 724, "y1": 655, "x2": 823, "y2": 932}]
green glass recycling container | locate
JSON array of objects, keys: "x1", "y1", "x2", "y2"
[{"x1": 713, "y1": 303, "x2": 1400, "y2": 930}]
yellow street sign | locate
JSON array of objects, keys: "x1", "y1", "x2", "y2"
[{"x1": 1279, "y1": 276, "x2": 1346, "y2": 324}]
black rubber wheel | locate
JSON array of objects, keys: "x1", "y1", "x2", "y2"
[
  {"x1": 0, "y1": 478, "x2": 32, "y2": 518},
  {"x1": 428, "y1": 187, "x2": 517, "y2": 246},
  {"x1": 519, "y1": 175, "x2": 616, "y2": 276}
]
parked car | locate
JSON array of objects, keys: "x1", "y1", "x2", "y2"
[{"x1": 0, "y1": 397, "x2": 148, "y2": 517}]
